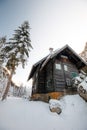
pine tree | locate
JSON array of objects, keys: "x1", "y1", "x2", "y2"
[{"x1": 1, "y1": 21, "x2": 32, "y2": 100}]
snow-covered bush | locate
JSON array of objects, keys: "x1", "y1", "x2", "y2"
[{"x1": 73, "y1": 70, "x2": 87, "y2": 95}]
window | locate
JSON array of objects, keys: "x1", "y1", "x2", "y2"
[
  {"x1": 55, "y1": 63, "x2": 61, "y2": 70},
  {"x1": 64, "y1": 65, "x2": 68, "y2": 71}
]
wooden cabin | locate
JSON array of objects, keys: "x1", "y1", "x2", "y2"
[{"x1": 28, "y1": 45, "x2": 87, "y2": 101}]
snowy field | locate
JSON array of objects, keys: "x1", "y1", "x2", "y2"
[{"x1": 0, "y1": 95, "x2": 87, "y2": 130}]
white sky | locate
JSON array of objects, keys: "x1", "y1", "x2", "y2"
[{"x1": 0, "y1": 0, "x2": 87, "y2": 84}]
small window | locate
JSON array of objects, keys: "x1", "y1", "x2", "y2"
[
  {"x1": 64, "y1": 65, "x2": 68, "y2": 71},
  {"x1": 55, "y1": 63, "x2": 61, "y2": 70}
]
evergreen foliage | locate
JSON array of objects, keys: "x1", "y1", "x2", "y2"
[
  {"x1": 3, "y1": 21, "x2": 32, "y2": 71},
  {"x1": 0, "y1": 37, "x2": 6, "y2": 62},
  {"x1": 1, "y1": 21, "x2": 32, "y2": 100}
]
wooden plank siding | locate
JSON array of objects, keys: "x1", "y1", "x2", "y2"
[
  {"x1": 32, "y1": 56, "x2": 79, "y2": 94},
  {"x1": 38, "y1": 69, "x2": 46, "y2": 93},
  {"x1": 53, "y1": 57, "x2": 79, "y2": 91},
  {"x1": 54, "y1": 60, "x2": 65, "y2": 91},
  {"x1": 45, "y1": 60, "x2": 54, "y2": 92}
]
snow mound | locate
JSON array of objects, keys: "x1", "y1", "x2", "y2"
[
  {"x1": 49, "y1": 99, "x2": 61, "y2": 109},
  {"x1": 0, "y1": 95, "x2": 87, "y2": 130},
  {"x1": 49, "y1": 99, "x2": 62, "y2": 114}
]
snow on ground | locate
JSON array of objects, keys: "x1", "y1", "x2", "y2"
[{"x1": 0, "y1": 95, "x2": 87, "y2": 130}]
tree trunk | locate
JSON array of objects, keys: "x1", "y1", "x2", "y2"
[{"x1": 2, "y1": 70, "x2": 13, "y2": 101}]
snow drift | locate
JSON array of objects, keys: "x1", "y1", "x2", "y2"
[{"x1": 0, "y1": 94, "x2": 87, "y2": 130}]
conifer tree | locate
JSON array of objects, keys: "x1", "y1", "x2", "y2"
[{"x1": 1, "y1": 21, "x2": 32, "y2": 100}]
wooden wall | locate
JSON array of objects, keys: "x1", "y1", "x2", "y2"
[
  {"x1": 38, "y1": 69, "x2": 46, "y2": 93},
  {"x1": 54, "y1": 59, "x2": 65, "y2": 91},
  {"x1": 54, "y1": 56, "x2": 79, "y2": 91},
  {"x1": 45, "y1": 60, "x2": 54, "y2": 92},
  {"x1": 32, "y1": 55, "x2": 79, "y2": 94}
]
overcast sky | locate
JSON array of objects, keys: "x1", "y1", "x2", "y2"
[{"x1": 0, "y1": 0, "x2": 87, "y2": 84}]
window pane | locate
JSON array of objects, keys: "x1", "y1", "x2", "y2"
[
  {"x1": 55, "y1": 64, "x2": 61, "y2": 70},
  {"x1": 64, "y1": 65, "x2": 68, "y2": 71}
]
